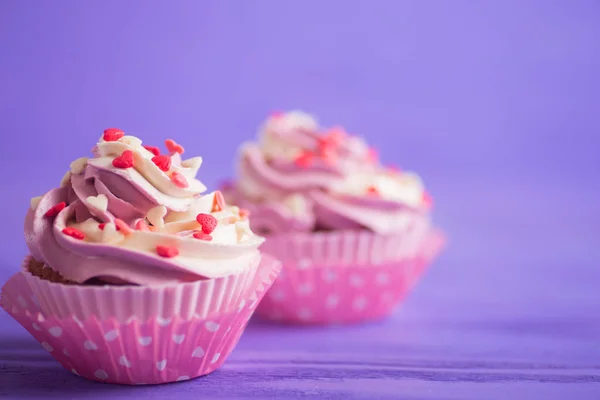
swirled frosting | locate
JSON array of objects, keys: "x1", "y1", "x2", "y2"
[
  {"x1": 224, "y1": 111, "x2": 433, "y2": 235},
  {"x1": 26, "y1": 130, "x2": 263, "y2": 285}
]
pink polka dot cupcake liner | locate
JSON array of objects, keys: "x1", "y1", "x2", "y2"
[
  {"x1": 255, "y1": 226, "x2": 445, "y2": 325},
  {"x1": 0, "y1": 254, "x2": 281, "y2": 385}
]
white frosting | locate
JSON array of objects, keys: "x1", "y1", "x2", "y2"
[
  {"x1": 329, "y1": 170, "x2": 425, "y2": 208},
  {"x1": 258, "y1": 110, "x2": 318, "y2": 161}
]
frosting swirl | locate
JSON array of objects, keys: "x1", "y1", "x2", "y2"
[
  {"x1": 224, "y1": 111, "x2": 432, "y2": 235},
  {"x1": 26, "y1": 130, "x2": 263, "y2": 285}
]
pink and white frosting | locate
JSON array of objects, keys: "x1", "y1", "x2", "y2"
[
  {"x1": 223, "y1": 111, "x2": 433, "y2": 235},
  {"x1": 26, "y1": 130, "x2": 263, "y2": 285}
]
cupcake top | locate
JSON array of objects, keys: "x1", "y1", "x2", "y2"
[
  {"x1": 224, "y1": 111, "x2": 433, "y2": 235},
  {"x1": 25, "y1": 129, "x2": 263, "y2": 285}
]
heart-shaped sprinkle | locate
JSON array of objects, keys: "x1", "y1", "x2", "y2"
[
  {"x1": 44, "y1": 202, "x2": 66, "y2": 218},
  {"x1": 196, "y1": 213, "x2": 217, "y2": 234},
  {"x1": 103, "y1": 128, "x2": 125, "y2": 142},
  {"x1": 238, "y1": 208, "x2": 250, "y2": 219},
  {"x1": 143, "y1": 145, "x2": 160, "y2": 156},
  {"x1": 62, "y1": 227, "x2": 85, "y2": 240},
  {"x1": 146, "y1": 205, "x2": 167, "y2": 228},
  {"x1": 151, "y1": 155, "x2": 171, "y2": 172},
  {"x1": 211, "y1": 190, "x2": 225, "y2": 212},
  {"x1": 69, "y1": 157, "x2": 88, "y2": 174},
  {"x1": 86, "y1": 194, "x2": 108, "y2": 213},
  {"x1": 165, "y1": 139, "x2": 184, "y2": 154},
  {"x1": 112, "y1": 150, "x2": 135, "y2": 169},
  {"x1": 170, "y1": 171, "x2": 188, "y2": 188},
  {"x1": 366, "y1": 185, "x2": 379, "y2": 196},
  {"x1": 193, "y1": 231, "x2": 212, "y2": 241},
  {"x1": 294, "y1": 150, "x2": 314, "y2": 167},
  {"x1": 156, "y1": 245, "x2": 179, "y2": 258}
]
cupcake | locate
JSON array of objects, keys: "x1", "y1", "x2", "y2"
[
  {"x1": 223, "y1": 111, "x2": 444, "y2": 324},
  {"x1": 0, "y1": 129, "x2": 280, "y2": 384}
]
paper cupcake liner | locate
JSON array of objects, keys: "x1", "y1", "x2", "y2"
[
  {"x1": 11, "y1": 254, "x2": 269, "y2": 323},
  {"x1": 0, "y1": 255, "x2": 281, "y2": 384},
  {"x1": 260, "y1": 213, "x2": 432, "y2": 268},
  {"x1": 255, "y1": 228, "x2": 444, "y2": 324}
]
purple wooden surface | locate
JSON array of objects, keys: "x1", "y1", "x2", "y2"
[{"x1": 1, "y1": 0, "x2": 599, "y2": 398}]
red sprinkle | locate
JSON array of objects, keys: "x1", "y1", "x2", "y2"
[
  {"x1": 319, "y1": 145, "x2": 338, "y2": 165},
  {"x1": 114, "y1": 219, "x2": 132, "y2": 235},
  {"x1": 143, "y1": 145, "x2": 161, "y2": 157},
  {"x1": 294, "y1": 150, "x2": 314, "y2": 168},
  {"x1": 99, "y1": 222, "x2": 121, "y2": 231},
  {"x1": 112, "y1": 150, "x2": 135, "y2": 169},
  {"x1": 212, "y1": 190, "x2": 225, "y2": 212},
  {"x1": 62, "y1": 227, "x2": 85, "y2": 240},
  {"x1": 319, "y1": 127, "x2": 346, "y2": 148},
  {"x1": 152, "y1": 155, "x2": 171, "y2": 172},
  {"x1": 367, "y1": 147, "x2": 379, "y2": 163},
  {"x1": 366, "y1": 185, "x2": 380, "y2": 196},
  {"x1": 165, "y1": 139, "x2": 184, "y2": 154},
  {"x1": 239, "y1": 208, "x2": 250, "y2": 220},
  {"x1": 135, "y1": 220, "x2": 151, "y2": 232},
  {"x1": 193, "y1": 231, "x2": 213, "y2": 241},
  {"x1": 156, "y1": 245, "x2": 179, "y2": 258},
  {"x1": 196, "y1": 213, "x2": 217, "y2": 234},
  {"x1": 103, "y1": 128, "x2": 125, "y2": 142},
  {"x1": 170, "y1": 171, "x2": 189, "y2": 188},
  {"x1": 44, "y1": 202, "x2": 66, "y2": 218}
]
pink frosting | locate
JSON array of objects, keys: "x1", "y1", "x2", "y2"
[{"x1": 223, "y1": 111, "x2": 432, "y2": 235}]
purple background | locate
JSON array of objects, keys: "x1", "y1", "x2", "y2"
[{"x1": 1, "y1": 0, "x2": 599, "y2": 398}]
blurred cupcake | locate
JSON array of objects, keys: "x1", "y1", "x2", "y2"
[
  {"x1": 0, "y1": 129, "x2": 280, "y2": 384},
  {"x1": 223, "y1": 111, "x2": 444, "y2": 325}
]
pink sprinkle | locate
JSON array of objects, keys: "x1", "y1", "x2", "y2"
[
  {"x1": 366, "y1": 186, "x2": 380, "y2": 196},
  {"x1": 212, "y1": 190, "x2": 225, "y2": 212},
  {"x1": 135, "y1": 220, "x2": 151, "y2": 232},
  {"x1": 114, "y1": 219, "x2": 133, "y2": 236},
  {"x1": 193, "y1": 231, "x2": 213, "y2": 241},
  {"x1": 170, "y1": 171, "x2": 189, "y2": 188},
  {"x1": 294, "y1": 151, "x2": 314, "y2": 168},
  {"x1": 165, "y1": 139, "x2": 184, "y2": 154},
  {"x1": 156, "y1": 245, "x2": 179, "y2": 258},
  {"x1": 239, "y1": 208, "x2": 250, "y2": 220}
]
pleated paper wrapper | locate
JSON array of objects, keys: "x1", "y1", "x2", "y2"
[
  {"x1": 255, "y1": 225, "x2": 445, "y2": 325},
  {"x1": 0, "y1": 254, "x2": 281, "y2": 385}
]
